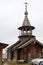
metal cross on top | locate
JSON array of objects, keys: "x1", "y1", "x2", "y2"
[{"x1": 24, "y1": 2, "x2": 28, "y2": 11}]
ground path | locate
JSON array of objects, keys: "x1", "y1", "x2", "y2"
[{"x1": 3, "y1": 62, "x2": 8, "y2": 65}]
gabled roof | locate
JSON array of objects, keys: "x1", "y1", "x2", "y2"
[
  {"x1": 7, "y1": 40, "x2": 21, "y2": 49},
  {"x1": 7, "y1": 38, "x2": 31, "y2": 50},
  {"x1": 18, "y1": 39, "x2": 43, "y2": 49},
  {"x1": 13, "y1": 38, "x2": 30, "y2": 50},
  {"x1": 36, "y1": 40, "x2": 43, "y2": 47},
  {"x1": 12, "y1": 38, "x2": 43, "y2": 50},
  {"x1": 0, "y1": 42, "x2": 8, "y2": 48},
  {"x1": 7, "y1": 37, "x2": 43, "y2": 50},
  {"x1": 18, "y1": 38, "x2": 34, "y2": 49}
]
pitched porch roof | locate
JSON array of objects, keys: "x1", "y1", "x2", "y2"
[{"x1": 0, "y1": 42, "x2": 8, "y2": 49}]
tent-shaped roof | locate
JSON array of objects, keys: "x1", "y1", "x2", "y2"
[{"x1": 22, "y1": 16, "x2": 31, "y2": 26}]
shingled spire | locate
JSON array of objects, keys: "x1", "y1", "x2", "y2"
[
  {"x1": 22, "y1": 2, "x2": 31, "y2": 26},
  {"x1": 18, "y1": 2, "x2": 35, "y2": 40}
]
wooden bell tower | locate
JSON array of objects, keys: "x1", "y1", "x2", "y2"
[{"x1": 18, "y1": 2, "x2": 35, "y2": 41}]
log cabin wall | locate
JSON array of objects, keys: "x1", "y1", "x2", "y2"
[
  {"x1": 26, "y1": 43, "x2": 42, "y2": 59},
  {"x1": 7, "y1": 42, "x2": 43, "y2": 60},
  {"x1": 17, "y1": 42, "x2": 42, "y2": 60}
]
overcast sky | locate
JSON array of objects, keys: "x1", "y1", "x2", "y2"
[{"x1": 0, "y1": 0, "x2": 43, "y2": 45}]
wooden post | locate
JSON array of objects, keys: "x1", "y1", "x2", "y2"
[
  {"x1": 11, "y1": 50, "x2": 18, "y2": 61},
  {"x1": 0, "y1": 49, "x2": 2, "y2": 59},
  {"x1": 0, "y1": 48, "x2": 2, "y2": 65}
]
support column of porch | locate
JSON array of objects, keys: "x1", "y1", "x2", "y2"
[
  {"x1": 8, "y1": 49, "x2": 11, "y2": 61},
  {"x1": 13, "y1": 50, "x2": 18, "y2": 61},
  {"x1": 0, "y1": 48, "x2": 2, "y2": 65},
  {"x1": 0, "y1": 49, "x2": 2, "y2": 60}
]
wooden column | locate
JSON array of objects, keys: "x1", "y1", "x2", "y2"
[
  {"x1": 7, "y1": 49, "x2": 11, "y2": 61},
  {"x1": 0, "y1": 46, "x2": 2, "y2": 65},
  {"x1": 0, "y1": 49, "x2": 2, "y2": 60},
  {"x1": 13, "y1": 50, "x2": 18, "y2": 61}
]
